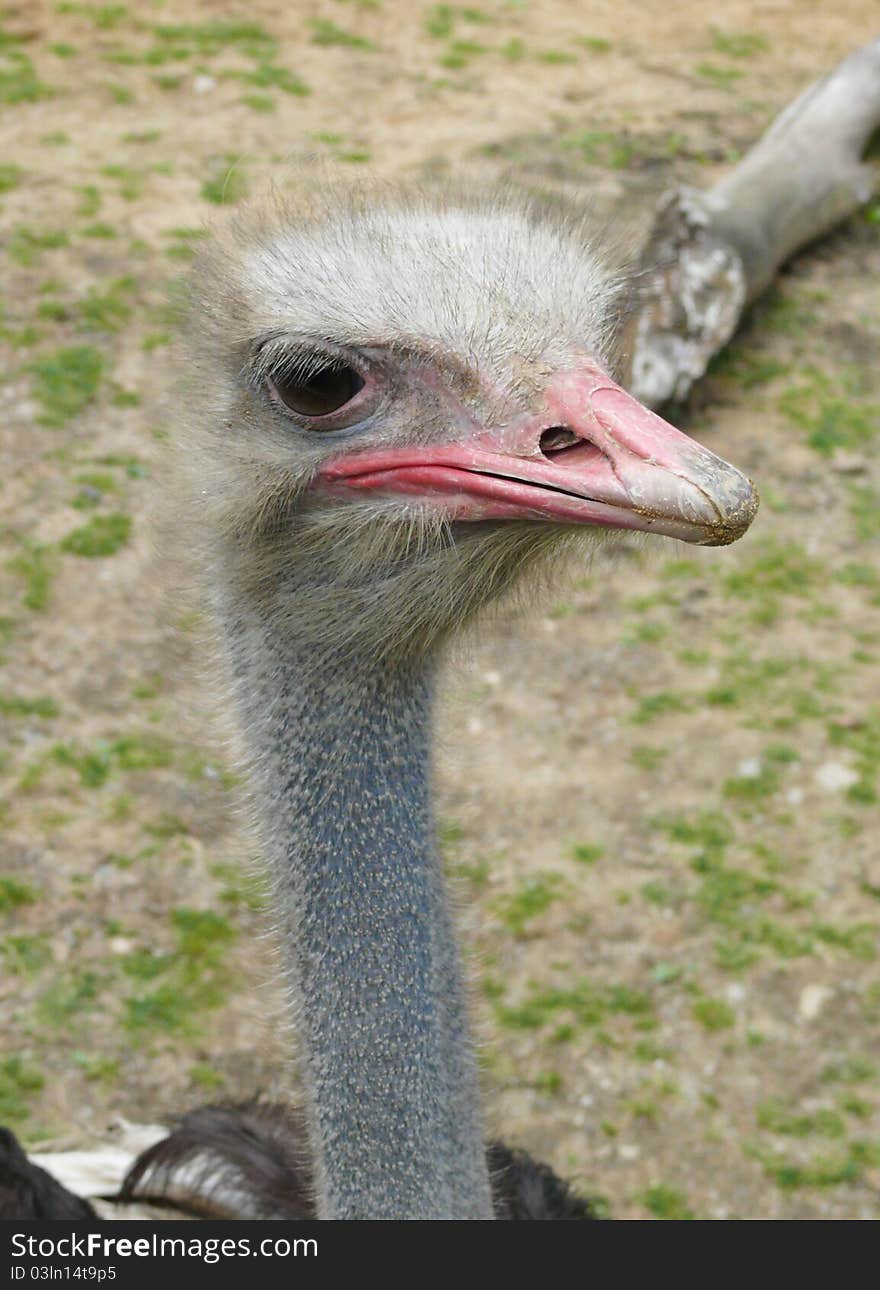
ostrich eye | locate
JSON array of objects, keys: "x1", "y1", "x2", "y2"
[{"x1": 268, "y1": 363, "x2": 365, "y2": 421}]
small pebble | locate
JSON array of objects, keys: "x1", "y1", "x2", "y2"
[
  {"x1": 814, "y1": 761, "x2": 858, "y2": 792},
  {"x1": 799, "y1": 984, "x2": 833, "y2": 1020}
]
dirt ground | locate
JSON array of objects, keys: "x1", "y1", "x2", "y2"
[{"x1": 1, "y1": 0, "x2": 879, "y2": 1220}]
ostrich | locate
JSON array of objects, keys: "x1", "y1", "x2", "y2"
[{"x1": 146, "y1": 187, "x2": 756, "y2": 1221}]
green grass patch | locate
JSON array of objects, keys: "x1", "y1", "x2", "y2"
[
  {"x1": 190, "y1": 1063, "x2": 226, "y2": 1091},
  {"x1": 812, "y1": 922, "x2": 876, "y2": 962},
  {"x1": 77, "y1": 276, "x2": 137, "y2": 332},
  {"x1": 440, "y1": 39, "x2": 488, "y2": 68},
  {"x1": 82, "y1": 222, "x2": 117, "y2": 239},
  {"x1": 309, "y1": 19, "x2": 373, "y2": 48},
  {"x1": 704, "y1": 652, "x2": 835, "y2": 728},
  {"x1": 653, "y1": 808, "x2": 732, "y2": 855},
  {"x1": 106, "y1": 82, "x2": 134, "y2": 104},
  {"x1": 778, "y1": 370, "x2": 878, "y2": 457},
  {"x1": 640, "y1": 880, "x2": 681, "y2": 909},
  {"x1": 500, "y1": 38, "x2": 525, "y2": 61},
  {"x1": 750, "y1": 918, "x2": 813, "y2": 960},
  {"x1": 73, "y1": 1053, "x2": 119, "y2": 1083},
  {"x1": 821, "y1": 1055, "x2": 877, "y2": 1085},
  {"x1": 30, "y1": 345, "x2": 104, "y2": 427},
  {"x1": 151, "y1": 19, "x2": 274, "y2": 57},
  {"x1": 8, "y1": 227, "x2": 69, "y2": 266},
  {"x1": 425, "y1": 5, "x2": 456, "y2": 38},
  {"x1": 0, "y1": 1056, "x2": 44, "y2": 1127},
  {"x1": 1, "y1": 934, "x2": 52, "y2": 975},
  {"x1": 723, "y1": 539, "x2": 826, "y2": 625},
  {"x1": 210, "y1": 862, "x2": 268, "y2": 913},
  {"x1": 71, "y1": 470, "x2": 119, "y2": 509},
  {"x1": 240, "y1": 93, "x2": 275, "y2": 112},
  {"x1": 562, "y1": 129, "x2": 637, "y2": 169},
  {"x1": 56, "y1": 4, "x2": 129, "y2": 29},
  {"x1": 6, "y1": 541, "x2": 55, "y2": 610},
  {"x1": 50, "y1": 743, "x2": 112, "y2": 788},
  {"x1": 571, "y1": 842, "x2": 604, "y2": 866},
  {"x1": 0, "y1": 693, "x2": 59, "y2": 719},
  {"x1": 61, "y1": 513, "x2": 131, "y2": 557},
  {"x1": 100, "y1": 163, "x2": 144, "y2": 201},
  {"x1": 849, "y1": 485, "x2": 880, "y2": 542},
  {"x1": 640, "y1": 1183, "x2": 695, "y2": 1220},
  {"x1": 0, "y1": 877, "x2": 37, "y2": 913},
  {"x1": 711, "y1": 29, "x2": 769, "y2": 58},
  {"x1": 111, "y1": 734, "x2": 173, "y2": 771},
  {"x1": 630, "y1": 745, "x2": 668, "y2": 772},
  {"x1": 706, "y1": 344, "x2": 788, "y2": 390},
  {"x1": 829, "y1": 711, "x2": 880, "y2": 805},
  {"x1": 201, "y1": 159, "x2": 247, "y2": 205},
  {"x1": 695, "y1": 62, "x2": 743, "y2": 88},
  {"x1": 49, "y1": 733, "x2": 173, "y2": 788},
  {"x1": 630, "y1": 690, "x2": 691, "y2": 724},
  {"x1": 495, "y1": 979, "x2": 653, "y2": 1032},
  {"x1": 449, "y1": 854, "x2": 490, "y2": 890},
  {"x1": 714, "y1": 938, "x2": 759, "y2": 971},
  {"x1": 495, "y1": 872, "x2": 566, "y2": 937},
  {"x1": 757, "y1": 1098, "x2": 846, "y2": 1139},
  {"x1": 722, "y1": 764, "x2": 780, "y2": 802},
  {"x1": 237, "y1": 62, "x2": 309, "y2": 95},
  {"x1": 0, "y1": 52, "x2": 54, "y2": 104},
  {"x1": 538, "y1": 49, "x2": 577, "y2": 65},
  {"x1": 77, "y1": 185, "x2": 104, "y2": 217},
  {"x1": 37, "y1": 969, "x2": 103, "y2": 1026},
  {"x1": 749, "y1": 1139, "x2": 880, "y2": 1190},
  {"x1": 692, "y1": 997, "x2": 735, "y2": 1031},
  {"x1": 123, "y1": 907, "x2": 237, "y2": 1036},
  {"x1": 0, "y1": 162, "x2": 22, "y2": 192},
  {"x1": 92, "y1": 452, "x2": 149, "y2": 478}
]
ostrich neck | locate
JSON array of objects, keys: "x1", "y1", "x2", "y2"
[{"x1": 220, "y1": 600, "x2": 493, "y2": 1219}]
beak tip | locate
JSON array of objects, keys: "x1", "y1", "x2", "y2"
[{"x1": 700, "y1": 476, "x2": 760, "y2": 546}]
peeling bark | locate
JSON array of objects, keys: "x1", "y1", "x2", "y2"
[{"x1": 631, "y1": 37, "x2": 880, "y2": 408}]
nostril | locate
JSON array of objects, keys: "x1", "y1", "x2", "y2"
[{"x1": 539, "y1": 425, "x2": 582, "y2": 458}]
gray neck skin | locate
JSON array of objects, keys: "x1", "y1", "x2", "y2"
[{"x1": 221, "y1": 604, "x2": 493, "y2": 1219}]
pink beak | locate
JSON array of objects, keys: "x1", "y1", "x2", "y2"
[{"x1": 317, "y1": 367, "x2": 758, "y2": 546}]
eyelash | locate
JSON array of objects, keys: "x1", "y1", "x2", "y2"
[{"x1": 250, "y1": 337, "x2": 368, "y2": 387}]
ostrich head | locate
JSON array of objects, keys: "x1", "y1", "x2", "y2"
[{"x1": 182, "y1": 187, "x2": 757, "y2": 659}]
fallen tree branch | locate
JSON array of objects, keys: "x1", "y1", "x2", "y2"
[{"x1": 631, "y1": 37, "x2": 880, "y2": 407}]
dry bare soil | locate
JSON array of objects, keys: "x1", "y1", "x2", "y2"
[{"x1": 1, "y1": 0, "x2": 879, "y2": 1220}]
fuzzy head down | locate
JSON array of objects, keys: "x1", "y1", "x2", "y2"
[{"x1": 174, "y1": 181, "x2": 632, "y2": 660}]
